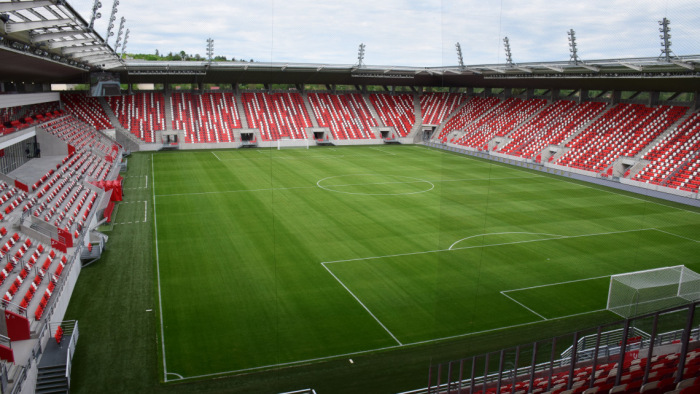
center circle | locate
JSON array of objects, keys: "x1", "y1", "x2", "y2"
[{"x1": 316, "y1": 174, "x2": 434, "y2": 196}]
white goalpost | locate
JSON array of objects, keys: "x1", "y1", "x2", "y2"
[
  {"x1": 606, "y1": 265, "x2": 700, "y2": 318},
  {"x1": 277, "y1": 138, "x2": 309, "y2": 150}
]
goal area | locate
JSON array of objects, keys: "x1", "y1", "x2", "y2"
[
  {"x1": 277, "y1": 138, "x2": 309, "y2": 150},
  {"x1": 606, "y1": 265, "x2": 700, "y2": 318}
]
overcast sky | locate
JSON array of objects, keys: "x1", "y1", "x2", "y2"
[{"x1": 69, "y1": 0, "x2": 700, "y2": 67}]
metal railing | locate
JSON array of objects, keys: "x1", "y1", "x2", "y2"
[{"x1": 411, "y1": 301, "x2": 700, "y2": 394}]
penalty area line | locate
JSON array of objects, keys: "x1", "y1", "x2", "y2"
[
  {"x1": 321, "y1": 262, "x2": 403, "y2": 346},
  {"x1": 499, "y1": 291, "x2": 547, "y2": 320}
]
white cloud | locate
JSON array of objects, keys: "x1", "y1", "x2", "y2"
[{"x1": 68, "y1": 0, "x2": 700, "y2": 66}]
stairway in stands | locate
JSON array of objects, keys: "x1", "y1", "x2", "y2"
[
  {"x1": 97, "y1": 97, "x2": 142, "y2": 150},
  {"x1": 35, "y1": 365, "x2": 68, "y2": 394}
]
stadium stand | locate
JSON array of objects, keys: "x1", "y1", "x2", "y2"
[
  {"x1": 420, "y1": 92, "x2": 467, "y2": 126},
  {"x1": 106, "y1": 92, "x2": 166, "y2": 143},
  {"x1": 171, "y1": 92, "x2": 241, "y2": 143},
  {"x1": 0, "y1": 111, "x2": 116, "y2": 362},
  {"x1": 241, "y1": 92, "x2": 313, "y2": 141},
  {"x1": 497, "y1": 100, "x2": 608, "y2": 161},
  {"x1": 438, "y1": 96, "x2": 501, "y2": 141},
  {"x1": 307, "y1": 92, "x2": 378, "y2": 139},
  {"x1": 632, "y1": 112, "x2": 700, "y2": 192},
  {"x1": 555, "y1": 104, "x2": 687, "y2": 174},
  {"x1": 0, "y1": 102, "x2": 63, "y2": 136},
  {"x1": 368, "y1": 93, "x2": 415, "y2": 137},
  {"x1": 452, "y1": 98, "x2": 547, "y2": 149},
  {"x1": 61, "y1": 93, "x2": 113, "y2": 130},
  {"x1": 426, "y1": 303, "x2": 700, "y2": 394}
]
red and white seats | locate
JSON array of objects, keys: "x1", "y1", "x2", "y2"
[
  {"x1": 171, "y1": 92, "x2": 241, "y2": 143},
  {"x1": 420, "y1": 93, "x2": 467, "y2": 126},
  {"x1": 498, "y1": 100, "x2": 607, "y2": 161},
  {"x1": 241, "y1": 92, "x2": 313, "y2": 141},
  {"x1": 106, "y1": 93, "x2": 166, "y2": 143},
  {"x1": 555, "y1": 104, "x2": 687, "y2": 174},
  {"x1": 633, "y1": 112, "x2": 700, "y2": 192},
  {"x1": 61, "y1": 93, "x2": 113, "y2": 130},
  {"x1": 368, "y1": 93, "x2": 415, "y2": 137},
  {"x1": 452, "y1": 98, "x2": 547, "y2": 149},
  {"x1": 439, "y1": 96, "x2": 501, "y2": 141},
  {"x1": 307, "y1": 93, "x2": 378, "y2": 139}
]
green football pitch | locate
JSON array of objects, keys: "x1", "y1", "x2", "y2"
[{"x1": 149, "y1": 145, "x2": 700, "y2": 382}]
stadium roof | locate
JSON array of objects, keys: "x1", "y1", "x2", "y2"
[
  {"x1": 0, "y1": 0, "x2": 122, "y2": 81},
  {"x1": 1, "y1": 0, "x2": 699, "y2": 91},
  {"x1": 116, "y1": 56, "x2": 700, "y2": 92}
]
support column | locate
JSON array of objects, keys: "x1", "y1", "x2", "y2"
[
  {"x1": 649, "y1": 91, "x2": 660, "y2": 107},
  {"x1": 526, "y1": 88, "x2": 534, "y2": 99},
  {"x1": 693, "y1": 92, "x2": 699, "y2": 111},
  {"x1": 579, "y1": 89, "x2": 589, "y2": 104},
  {"x1": 611, "y1": 90, "x2": 621, "y2": 105},
  {"x1": 550, "y1": 89, "x2": 560, "y2": 103}
]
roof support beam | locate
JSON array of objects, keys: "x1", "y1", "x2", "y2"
[
  {"x1": 5, "y1": 19, "x2": 74, "y2": 33},
  {"x1": 62, "y1": 44, "x2": 104, "y2": 54},
  {"x1": 72, "y1": 52, "x2": 113, "y2": 60},
  {"x1": 579, "y1": 64, "x2": 600, "y2": 72},
  {"x1": 47, "y1": 38, "x2": 95, "y2": 49},
  {"x1": 83, "y1": 56, "x2": 119, "y2": 64},
  {"x1": 0, "y1": 1, "x2": 56, "y2": 13},
  {"x1": 484, "y1": 67, "x2": 506, "y2": 74},
  {"x1": 543, "y1": 65, "x2": 564, "y2": 73},
  {"x1": 671, "y1": 60, "x2": 694, "y2": 70},
  {"x1": 618, "y1": 62, "x2": 643, "y2": 71},
  {"x1": 515, "y1": 67, "x2": 533, "y2": 73},
  {"x1": 31, "y1": 29, "x2": 85, "y2": 43}
]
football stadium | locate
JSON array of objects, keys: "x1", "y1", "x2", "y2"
[{"x1": 0, "y1": 0, "x2": 700, "y2": 393}]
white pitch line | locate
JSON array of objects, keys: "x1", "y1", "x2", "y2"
[
  {"x1": 168, "y1": 307, "x2": 609, "y2": 381},
  {"x1": 322, "y1": 228, "x2": 657, "y2": 265},
  {"x1": 153, "y1": 176, "x2": 543, "y2": 198},
  {"x1": 152, "y1": 154, "x2": 169, "y2": 382},
  {"x1": 368, "y1": 146, "x2": 397, "y2": 156},
  {"x1": 168, "y1": 343, "x2": 402, "y2": 381},
  {"x1": 144, "y1": 200, "x2": 147, "y2": 223},
  {"x1": 652, "y1": 228, "x2": 700, "y2": 244},
  {"x1": 167, "y1": 372, "x2": 184, "y2": 380},
  {"x1": 321, "y1": 262, "x2": 403, "y2": 346},
  {"x1": 211, "y1": 151, "x2": 222, "y2": 161},
  {"x1": 502, "y1": 274, "x2": 611, "y2": 294},
  {"x1": 156, "y1": 185, "x2": 318, "y2": 197},
  {"x1": 449, "y1": 232, "x2": 565, "y2": 250},
  {"x1": 145, "y1": 175, "x2": 148, "y2": 189},
  {"x1": 500, "y1": 291, "x2": 547, "y2": 320}
]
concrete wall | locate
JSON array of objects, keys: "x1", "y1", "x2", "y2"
[
  {"x1": 35, "y1": 128, "x2": 68, "y2": 158},
  {"x1": 0, "y1": 93, "x2": 60, "y2": 110}
]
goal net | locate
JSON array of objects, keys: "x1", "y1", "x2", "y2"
[
  {"x1": 607, "y1": 265, "x2": 700, "y2": 318},
  {"x1": 277, "y1": 138, "x2": 309, "y2": 150}
]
